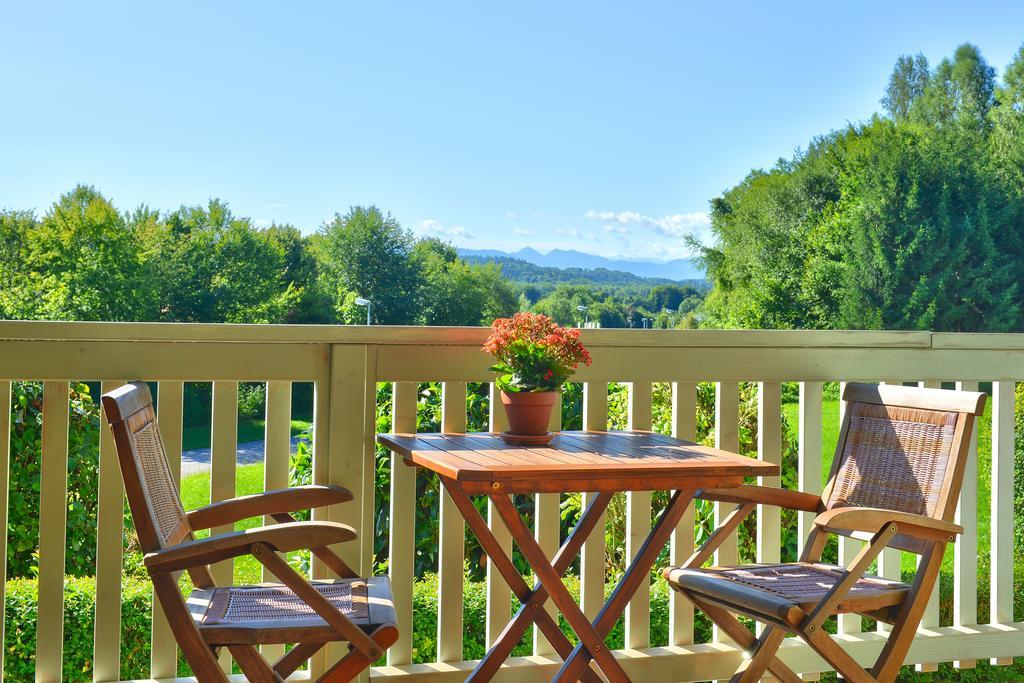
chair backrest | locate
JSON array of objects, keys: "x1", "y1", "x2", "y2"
[
  {"x1": 102, "y1": 382, "x2": 193, "y2": 554},
  {"x1": 820, "y1": 382, "x2": 985, "y2": 552}
]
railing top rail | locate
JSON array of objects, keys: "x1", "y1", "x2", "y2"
[{"x1": 0, "y1": 320, "x2": 982, "y2": 349}]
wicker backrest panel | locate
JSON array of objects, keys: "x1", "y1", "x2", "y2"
[
  {"x1": 126, "y1": 417, "x2": 188, "y2": 546},
  {"x1": 828, "y1": 403, "x2": 957, "y2": 517}
]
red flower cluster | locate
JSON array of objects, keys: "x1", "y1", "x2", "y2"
[{"x1": 483, "y1": 312, "x2": 592, "y2": 369}]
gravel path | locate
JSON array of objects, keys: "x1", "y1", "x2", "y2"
[{"x1": 180, "y1": 436, "x2": 304, "y2": 476}]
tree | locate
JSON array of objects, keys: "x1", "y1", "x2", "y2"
[
  {"x1": 882, "y1": 53, "x2": 930, "y2": 119},
  {"x1": 412, "y1": 238, "x2": 519, "y2": 325},
  {"x1": 16, "y1": 186, "x2": 157, "y2": 321},
  {"x1": 148, "y1": 200, "x2": 299, "y2": 323},
  {"x1": 0, "y1": 210, "x2": 36, "y2": 319},
  {"x1": 265, "y1": 224, "x2": 332, "y2": 323},
  {"x1": 694, "y1": 43, "x2": 1022, "y2": 334},
  {"x1": 991, "y1": 44, "x2": 1024, "y2": 197},
  {"x1": 315, "y1": 206, "x2": 420, "y2": 324},
  {"x1": 913, "y1": 43, "x2": 995, "y2": 131}
]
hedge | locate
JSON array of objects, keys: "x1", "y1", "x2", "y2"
[
  {"x1": 8, "y1": 573, "x2": 1023, "y2": 682},
  {"x1": 4, "y1": 576, "x2": 152, "y2": 681}
]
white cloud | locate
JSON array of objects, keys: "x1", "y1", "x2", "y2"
[
  {"x1": 254, "y1": 218, "x2": 272, "y2": 229},
  {"x1": 506, "y1": 211, "x2": 518, "y2": 220},
  {"x1": 604, "y1": 224, "x2": 631, "y2": 235},
  {"x1": 585, "y1": 209, "x2": 711, "y2": 239},
  {"x1": 418, "y1": 219, "x2": 473, "y2": 240},
  {"x1": 513, "y1": 228, "x2": 535, "y2": 236}
]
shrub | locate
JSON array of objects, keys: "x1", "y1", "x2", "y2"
[
  {"x1": 5, "y1": 570, "x2": 1021, "y2": 680},
  {"x1": 4, "y1": 576, "x2": 152, "y2": 681},
  {"x1": 7, "y1": 382, "x2": 109, "y2": 579},
  {"x1": 236, "y1": 382, "x2": 267, "y2": 420}
]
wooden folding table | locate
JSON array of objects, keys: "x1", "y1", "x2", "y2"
[{"x1": 377, "y1": 429, "x2": 778, "y2": 683}]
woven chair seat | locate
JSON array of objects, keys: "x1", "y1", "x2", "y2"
[
  {"x1": 188, "y1": 576, "x2": 396, "y2": 645},
  {"x1": 666, "y1": 563, "x2": 909, "y2": 622}
]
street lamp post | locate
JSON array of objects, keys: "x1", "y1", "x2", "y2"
[
  {"x1": 576, "y1": 304, "x2": 589, "y2": 328},
  {"x1": 354, "y1": 297, "x2": 372, "y2": 325}
]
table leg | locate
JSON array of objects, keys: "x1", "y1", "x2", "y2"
[
  {"x1": 555, "y1": 488, "x2": 696, "y2": 682},
  {"x1": 491, "y1": 493, "x2": 632, "y2": 683},
  {"x1": 441, "y1": 479, "x2": 610, "y2": 683}
]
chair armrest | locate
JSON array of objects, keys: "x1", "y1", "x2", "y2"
[
  {"x1": 144, "y1": 520, "x2": 357, "y2": 572},
  {"x1": 186, "y1": 485, "x2": 353, "y2": 530},
  {"x1": 814, "y1": 507, "x2": 962, "y2": 542},
  {"x1": 696, "y1": 485, "x2": 822, "y2": 512}
]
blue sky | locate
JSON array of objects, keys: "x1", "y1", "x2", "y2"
[{"x1": 3, "y1": 2, "x2": 1024, "y2": 261}]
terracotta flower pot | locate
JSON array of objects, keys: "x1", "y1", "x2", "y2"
[{"x1": 500, "y1": 390, "x2": 558, "y2": 436}]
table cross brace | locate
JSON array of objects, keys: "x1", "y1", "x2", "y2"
[
  {"x1": 551, "y1": 488, "x2": 696, "y2": 682},
  {"x1": 441, "y1": 479, "x2": 610, "y2": 683}
]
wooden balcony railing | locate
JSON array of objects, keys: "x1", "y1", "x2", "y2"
[{"x1": 0, "y1": 321, "x2": 1021, "y2": 681}]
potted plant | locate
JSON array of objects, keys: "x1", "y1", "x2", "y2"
[{"x1": 483, "y1": 312, "x2": 592, "y2": 444}]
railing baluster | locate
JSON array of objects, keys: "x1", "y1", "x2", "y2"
[
  {"x1": 797, "y1": 381, "x2": 823, "y2": 680},
  {"x1": 485, "y1": 383, "x2": 513, "y2": 648},
  {"x1": 915, "y1": 380, "x2": 940, "y2": 672},
  {"x1": 990, "y1": 380, "x2": 1014, "y2": 666},
  {"x1": 389, "y1": 382, "x2": 418, "y2": 665},
  {"x1": 626, "y1": 381, "x2": 653, "y2": 649},
  {"x1": 669, "y1": 381, "x2": 696, "y2": 646},
  {"x1": 953, "y1": 380, "x2": 978, "y2": 670},
  {"x1": 797, "y1": 382, "x2": 823, "y2": 551},
  {"x1": 94, "y1": 380, "x2": 125, "y2": 682},
  {"x1": 0, "y1": 381, "x2": 10, "y2": 677},
  {"x1": 756, "y1": 381, "x2": 782, "y2": 561},
  {"x1": 438, "y1": 381, "x2": 467, "y2": 662},
  {"x1": 836, "y1": 381, "x2": 862, "y2": 636},
  {"x1": 712, "y1": 381, "x2": 739, "y2": 651},
  {"x1": 37, "y1": 381, "x2": 70, "y2": 683},
  {"x1": 211, "y1": 380, "x2": 238, "y2": 672},
  {"x1": 533, "y1": 394, "x2": 562, "y2": 655},
  {"x1": 151, "y1": 381, "x2": 183, "y2": 677},
  {"x1": 876, "y1": 381, "x2": 903, "y2": 636},
  {"x1": 210, "y1": 381, "x2": 239, "y2": 584},
  {"x1": 755, "y1": 381, "x2": 782, "y2": 636},
  {"x1": 260, "y1": 381, "x2": 291, "y2": 663},
  {"x1": 581, "y1": 382, "x2": 608, "y2": 621}
]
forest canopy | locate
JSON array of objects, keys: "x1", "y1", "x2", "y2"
[{"x1": 694, "y1": 42, "x2": 1024, "y2": 332}]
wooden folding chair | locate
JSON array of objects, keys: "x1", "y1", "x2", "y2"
[
  {"x1": 663, "y1": 382, "x2": 985, "y2": 683},
  {"x1": 103, "y1": 382, "x2": 397, "y2": 682}
]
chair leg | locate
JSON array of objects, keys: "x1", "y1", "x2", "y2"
[
  {"x1": 730, "y1": 627, "x2": 787, "y2": 683},
  {"x1": 800, "y1": 626, "x2": 873, "y2": 683},
  {"x1": 319, "y1": 626, "x2": 399, "y2": 683},
  {"x1": 688, "y1": 595, "x2": 802, "y2": 683},
  {"x1": 229, "y1": 645, "x2": 282, "y2": 683},
  {"x1": 870, "y1": 544, "x2": 944, "y2": 683},
  {"x1": 274, "y1": 642, "x2": 325, "y2": 678}
]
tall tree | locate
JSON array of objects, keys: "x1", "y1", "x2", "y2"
[
  {"x1": 16, "y1": 186, "x2": 157, "y2": 321},
  {"x1": 882, "y1": 53, "x2": 930, "y2": 119},
  {"x1": 991, "y1": 44, "x2": 1024, "y2": 196},
  {"x1": 148, "y1": 200, "x2": 299, "y2": 323},
  {"x1": 0, "y1": 210, "x2": 38, "y2": 319},
  {"x1": 914, "y1": 43, "x2": 995, "y2": 131},
  {"x1": 314, "y1": 206, "x2": 420, "y2": 324},
  {"x1": 265, "y1": 224, "x2": 332, "y2": 323},
  {"x1": 413, "y1": 238, "x2": 519, "y2": 325}
]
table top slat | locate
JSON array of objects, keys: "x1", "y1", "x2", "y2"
[{"x1": 378, "y1": 430, "x2": 777, "y2": 493}]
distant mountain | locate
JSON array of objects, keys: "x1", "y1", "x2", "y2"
[{"x1": 458, "y1": 247, "x2": 704, "y2": 281}]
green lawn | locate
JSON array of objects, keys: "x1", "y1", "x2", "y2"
[
  {"x1": 181, "y1": 418, "x2": 310, "y2": 452},
  {"x1": 180, "y1": 463, "x2": 284, "y2": 584}
]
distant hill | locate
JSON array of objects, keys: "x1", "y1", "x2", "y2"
[{"x1": 458, "y1": 247, "x2": 704, "y2": 281}]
